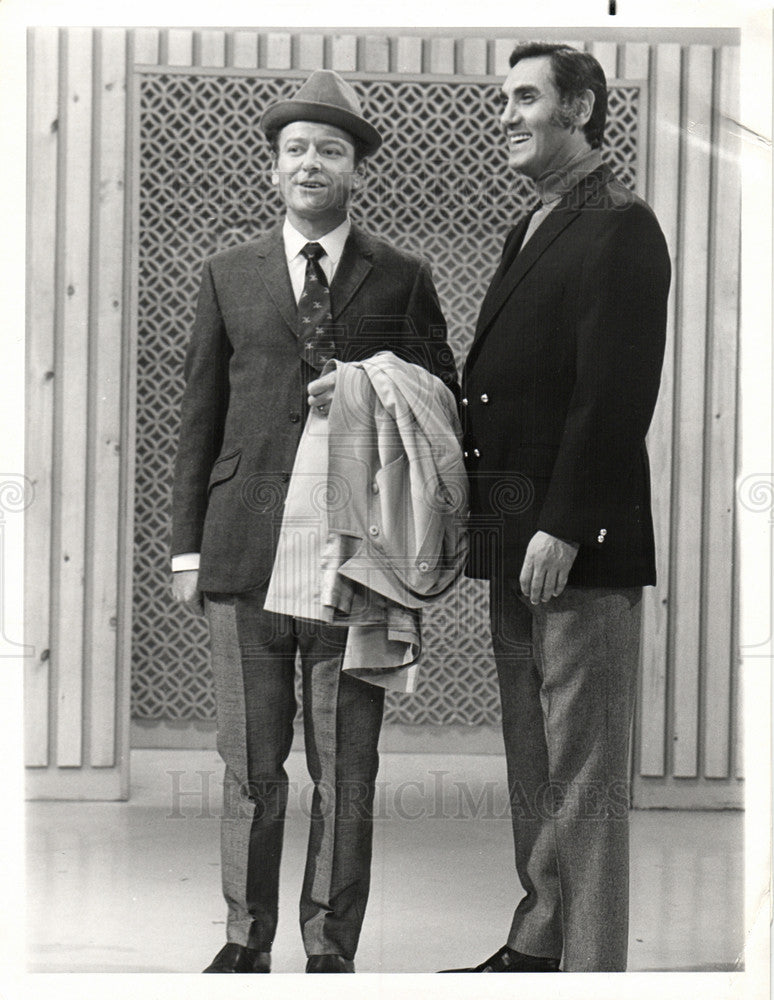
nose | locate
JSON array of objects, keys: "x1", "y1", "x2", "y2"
[
  {"x1": 300, "y1": 144, "x2": 322, "y2": 170},
  {"x1": 500, "y1": 96, "x2": 521, "y2": 130}
]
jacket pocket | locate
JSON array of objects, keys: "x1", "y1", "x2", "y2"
[{"x1": 207, "y1": 449, "x2": 241, "y2": 496}]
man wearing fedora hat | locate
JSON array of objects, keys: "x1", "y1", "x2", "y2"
[{"x1": 170, "y1": 69, "x2": 457, "y2": 973}]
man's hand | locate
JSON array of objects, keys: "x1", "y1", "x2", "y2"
[
  {"x1": 519, "y1": 530, "x2": 580, "y2": 605},
  {"x1": 171, "y1": 569, "x2": 204, "y2": 615},
  {"x1": 307, "y1": 370, "x2": 337, "y2": 416}
]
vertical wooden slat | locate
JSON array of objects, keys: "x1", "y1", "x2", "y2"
[
  {"x1": 231, "y1": 30, "x2": 258, "y2": 69},
  {"x1": 591, "y1": 41, "x2": 619, "y2": 78},
  {"x1": 198, "y1": 30, "x2": 226, "y2": 68},
  {"x1": 298, "y1": 34, "x2": 324, "y2": 71},
  {"x1": 396, "y1": 36, "x2": 422, "y2": 74},
  {"x1": 25, "y1": 27, "x2": 59, "y2": 767},
  {"x1": 166, "y1": 28, "x2": 194, "y2": 67},
  {"x1": 363, "y1": 35, "x2": 390, "y2": 73},
  {"x1": 493, "y1": 39, "x2": 515, "y2": 77},
  {"x1": 266, "y1": 33, "x2": 292, "y2": 70},
  {"x1": 702, "y1": 46, "x2": 740, "y2": 779},
  {"x1": 672, "y1": 45, "x2": 714, "y2": 778},
  {"x1": 638, "y1": 44, "x2": 680, "y2": 779},
  {"x1": 54, "y1": 27, "x2": 93, "y2": 767},
  {"x1": 86, "y1": 27, "x2": 127, "y2": 768},
  {"x1": 330, "y1": 34, "x2": 357, "y2": 72},
  {"x1": 132, "y1": 28, "x2": 159, "y2": 65},
  {"x1": 460, "y1": 37, "x2": 487, "y2": 76},
  {"x1": 428, "y1": 37, "x2": 455, "y2": 75},
  {"x1": 621, "y1": 42, "x2": 650, "y2": 80}
]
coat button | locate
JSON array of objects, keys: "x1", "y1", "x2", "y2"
[
  {"x1": 600, "y1": 528, "x2": 607, "y2": 536},
  {"x1": 418, "y1": 561, "x2": 430, "y2": 573},
  {"x1": 473, "y1": 448, "x2": 481, "y2": 458},
  {"x1": 597, "y1": 534, "x2": 605, "y2": 544},
  {"x1": 480, "y1": 393, "x2": 489, "y2": 403},
  {"x1": 289, "y1": 412, "x2": 301, "y2": 423},
  {"x1": 463, "y1": 451, "x2": 469, "y2": 459},
  {"x1": 369, "y1": 525, "x2": 380, "y2": 537},
  {"x1": 371, "y1": 482, "x2": 379, "y2": 494},
  {"x1": 461, "y1": 397, "x2": 469, "y2": 406}
]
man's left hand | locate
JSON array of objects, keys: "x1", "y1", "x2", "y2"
[
  {"x1": 307, "y1": 370, "x2": 337, "y2": 416},
  {"x1": 519, "y1": 530, "x2": 580, "y2": 605}
]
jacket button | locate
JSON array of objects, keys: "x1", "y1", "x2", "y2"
[
  {"x1": 418, "y1": 561, "x2": 429, "y2": 573},
  {"x1": 597, "y1": 535, "x2": 605, "y2": 544},
  {"x1": 461, "y1": 397, "x2": 468, "y2": 406},
  {"x1": 369, "y1": 525, "x2": 380, "y2": 537},
  {"x1": 473, "y1": 448, "x2": 481, "y2": 458},
  {"x1": 480, "y1": 393, "x2": 489, "y2": 403},
  {"x1": 600, "y1": 528, "x2": 607, "y2": 536},
  {"x1": 371, "y1": 482, "x2": 379, "y2": 494},
  {"x1": 289, "y1": 412, "x2": 301, "y2": 423},
  {"x1": 463, "y1": 451, "x2": 469, "y2": 459}
]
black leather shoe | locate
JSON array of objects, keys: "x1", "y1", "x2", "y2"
[
  {"x1": 305, "y1": 954, "x2": 354, "y2": 973},
  {"x1": 203, "y1": 943, "x2": 271, "y2": 973},
  {"x1": 440, "y1": 944, "x2": 560, "y2": 972}
]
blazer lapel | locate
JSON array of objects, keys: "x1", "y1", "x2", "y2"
[
  {"x1": 254, "y1": 222, "x2": 297, "y2": 336},
  {"x1": 470, "y1": 164, "x2": 613, "y2": 355},
  {"x1": 330, "y1": 225, "x2": 374, "y2": 320}
]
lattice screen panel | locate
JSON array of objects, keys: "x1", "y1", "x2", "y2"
[{"x1": 132, "y1": 70, "x2": 641, "y2": 726}]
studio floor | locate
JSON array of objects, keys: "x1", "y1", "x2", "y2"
[{"x1": 26, "y1": 749, "x2": 744, "y2": 974}]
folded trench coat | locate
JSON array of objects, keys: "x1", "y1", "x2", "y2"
[{"x1": 264, "y1": 352, "x2": 468, "y2": 692}]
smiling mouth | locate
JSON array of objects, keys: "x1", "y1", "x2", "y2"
[
  {"x1": 507, "y1": 132, "x2": 532, "y2": 146},
  {"x1": 299, "y1": 180, "x2": 327, "y2": 189}
]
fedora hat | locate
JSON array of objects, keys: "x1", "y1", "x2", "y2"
[{"x1": 260, "y1": 69, "x2": 382, "y2": 156}]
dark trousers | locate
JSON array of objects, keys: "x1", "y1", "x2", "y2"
[
  {"x1": 489, "y1": 576, "x2": 642, "y2": 971},
  {"x1": 205, "y1": 585, "x2": 385, "y2": 961}
]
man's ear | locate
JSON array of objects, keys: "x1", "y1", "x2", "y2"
[
  {"x1": 270, "y1": 158, "x2": 279, "y2": 186},
  {"x1": 575, "y1": 89, "x2": 595, "y2": 128},
  {"x1": 351, "y1": 159, "x2": 367, "y2": 190}
]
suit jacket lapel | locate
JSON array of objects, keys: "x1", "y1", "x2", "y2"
[
  {"x1": 330, "y1": 225, "x2": 374, "y2": 320},
  {"x1": 254, "y1": 222, "x2": 297, "y2": 336},
  {"x1": 470, "y1": 164, "x2": 613, "y2": 356}
]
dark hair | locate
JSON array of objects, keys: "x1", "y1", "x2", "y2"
[
  {"x1": 509, "y1": 42, "x2": 608, "y2": 149},
  {"x1": 266, "y1": 125, "x2": 369, "y2": 166}
]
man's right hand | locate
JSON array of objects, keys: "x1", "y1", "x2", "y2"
[{"x1": 171, "y1": 569, "x2": 204, "y2": 615}]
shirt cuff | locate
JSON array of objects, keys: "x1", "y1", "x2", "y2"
[{"x1": 171, "y1": 553, "x2": 200, "y2": 572}]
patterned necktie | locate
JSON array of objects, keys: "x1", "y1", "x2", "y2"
[{"x1": 297, "y1": 242, "x2": 336, "y2": 372}]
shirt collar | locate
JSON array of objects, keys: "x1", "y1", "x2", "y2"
[
  {"x1": 535, "y1": 148, "x2": 604, "y2": 206},
  {"x1": 283, "y1": 216, "x2": 351, "y2": 266}
]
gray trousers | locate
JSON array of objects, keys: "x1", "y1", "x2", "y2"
[
  {"x1": 205, "y1": 586, "x2": 384, "y2": 962},
  {"x1": 489, "y1": 577, "x2": 642, "y2": 972}
]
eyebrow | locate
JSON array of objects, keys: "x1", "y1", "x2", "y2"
[{"x1": 501, "y1": 84, "x2": 541, "y2": 99}]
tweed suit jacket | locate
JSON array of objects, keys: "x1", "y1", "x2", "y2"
[
  {"x1": 462, "y1": 163, "x2": 671, "y2": 587},
  {"x1": 171, "y1": 221, "x2": 458, "y2": 594}
]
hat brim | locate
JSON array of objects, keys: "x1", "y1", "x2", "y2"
[{"x1": 260, "y1": 99, "x2": 382, "y2": 156}]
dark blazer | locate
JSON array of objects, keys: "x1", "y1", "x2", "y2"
[
  {"x1": 462, "y1": 163, "x2": 671, "y2": 587},
  {"x1": 171, "y1": 221, "x2": 458, "y2": 594}
]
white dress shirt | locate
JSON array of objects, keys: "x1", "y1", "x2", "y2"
[{"x1": 172, "y1": 215, "x2": 352, "y2": 574}]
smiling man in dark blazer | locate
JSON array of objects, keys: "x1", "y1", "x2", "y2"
[
  {"x1": 170, "y1": 69, "x2": 457, "y2": 974},
  {"x1": 450, "y1": 44, "x2": 670, "y2": 973}
]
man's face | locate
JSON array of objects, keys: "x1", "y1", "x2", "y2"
[
  {"x1": 273, "y1": 121, "x2": 361, "y2": 223},
  {"x1": 499, "y1": 56, "x2": 588, "y2": 181}
]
